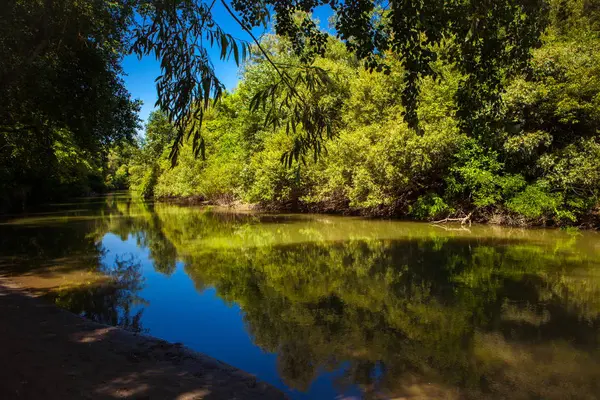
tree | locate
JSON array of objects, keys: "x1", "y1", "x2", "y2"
[
  {"x1": 0, "y1": 0, "x2": 140, "y2": 209},
  {"x1": 0, "y1": 0, "x2": 140, "y2": 150},
  {"x1": 236, "y1": 0, "x2": 548, "y2": 137},
  {"x1": 139, "y1": 0, "x2": 549, "y2": 164},
  {"x1": 123, "y1": 0, "x2": 600, "y2": 225},
  {"x1": 1, "y1": 0, "x2": 552, "y2": 172}
]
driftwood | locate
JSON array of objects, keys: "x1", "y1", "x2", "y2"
[
  {"x1": 432, "y1": 224, "x2": 472, "y2": 233},
  {"x1": 431, "y1": 212, "x2": 473, "y2": 226}
]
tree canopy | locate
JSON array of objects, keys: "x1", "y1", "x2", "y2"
[
  {"x1": 2, "y1": 0, "x2": 598, "y2": 220},
  {"x1": 142, "y1": 0, "x2": 551, "y2": 163},
  {"x1": 1, "y1": 0, "x2": 140, "y2": 209},
  {"x1": 121, "y1": 0, "x2": 600, "y2": 226},
  {"x1": 2, "y1": 0, "x2": 553, "y2": 167}
]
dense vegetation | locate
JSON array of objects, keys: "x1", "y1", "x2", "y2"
[
  {"x1": 0, "y1": 0, "x2": 140, "y2": 210},
  {"x1": 118, "y1": 1, "x2": 600, "y2": 226},
  {"x1": 2, "y1": 0, "x2": 599, "y2": 226}
]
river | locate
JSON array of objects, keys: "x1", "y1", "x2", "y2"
[{"x1": 0, "y1": 193, "x2": 599, "y2": 399}]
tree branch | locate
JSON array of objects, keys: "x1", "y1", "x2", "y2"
[
  {"x1": 219, "y1": 0, "x2": 302, "y2": 100},
  {"x1": 432, "y1": 212, "x2": 473, "y2": 226}
]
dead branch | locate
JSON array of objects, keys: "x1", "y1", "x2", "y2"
[
  {"x1": 432, "y1": 224, "x2": 472, "y2": 233},
  {"x1": 431, "y1": 211, "x2": 473, "y2": 226}
]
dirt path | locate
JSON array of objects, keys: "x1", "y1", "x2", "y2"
[{"x1": 0, "y1": 279, "x2": 286, "y2": 400}]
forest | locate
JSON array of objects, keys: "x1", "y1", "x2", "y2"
[{"x1": 2, "y1": 0, "x2": 600, "y2": 226}]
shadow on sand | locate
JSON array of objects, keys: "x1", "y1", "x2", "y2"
[{"x1": 0, "y1": 282, "x2": 286, "y2": 400}]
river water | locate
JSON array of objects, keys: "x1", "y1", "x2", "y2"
[{"x1": 1, "y1": 193, "x2": 599, "y2": 399}]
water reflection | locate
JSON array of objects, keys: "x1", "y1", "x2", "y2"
[
  {"x1": 1, "y1": 193, "x2": 599, "y2": 399},
  {"x1": 179, "y1": 240, "x2": 600, "y2": 399},
  {"x1": 0, "y1": 197, "x2": 148, "y2": 334},
  {"x1": 53, "y1": 256, "x2": 147, "y2": 333}
]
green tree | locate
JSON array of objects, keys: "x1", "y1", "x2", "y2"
[
  {"x1": 1, "y1": 0, "x2": 552, "y2": 170},
  {"x1": 0, "y1": 0, "x2": 140, "y2": 209}
]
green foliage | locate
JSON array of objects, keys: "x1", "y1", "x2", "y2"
[
  {"x1": 410, "y1": 194, "x2": 452, "y2": 220},
  {"x1": 235, "y1": 0, "x2": 549, "y2": 137},
  {"x1": 0, "y1": 0, "x2": 140, "y2": 210},
  {"x1": 446, "y1": 142, "x2": 527, "y2": 209},
  {"x1": 506, "y1": 182, "x2": 563, "y2": 219},
  {"x1": 102, "y1": 1, "x2": 600, "y2": 227},
  {"x1": 105, "y1": 142, "x2": 138, "y2": 190},
  {"x1": 128, "y1": 111, "x2": 177, "y2": 198},
  {"x1": 5, "y1": 0, "x2": 549, "y2": 170},
  {"x1": 126, "y1": 2, "x2": 600, "y2": 226},
  {"x1": 3, "y1": 0, "x2": 595, "y2": 224},
  {"x1": 138, "y1": 165, "x2": 159, "y2": 199}
]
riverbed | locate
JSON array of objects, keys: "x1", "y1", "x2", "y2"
[{"x1": 1, "y1": 193, "x2": 599, "y2": 399}]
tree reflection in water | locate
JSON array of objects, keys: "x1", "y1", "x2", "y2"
[
  {"x1": 52, "y1": 255, "x2": 147, "y2": 333},
  {"x1": 1, "y1": 193, "x2": 599, "y2": 399}
]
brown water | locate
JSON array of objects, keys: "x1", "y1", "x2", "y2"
[{"x1": 1, "y1": 193, "x2": 599, "y2": 399}]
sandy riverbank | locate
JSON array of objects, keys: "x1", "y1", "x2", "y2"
[{"x1": 0, "y1": 278, "x2": 286, "y2": 399}]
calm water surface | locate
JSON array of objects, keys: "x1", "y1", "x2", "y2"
[{"x1": 1, "y1": 193, "x2": 599, "y2": 399}]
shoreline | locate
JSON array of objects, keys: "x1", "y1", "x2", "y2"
[
  {"x1": 0, "y1": 277, "x2": 286, "y2": 399},
  {"x1": 152, "y1": 194, "x2": 600, "y2": 230}
]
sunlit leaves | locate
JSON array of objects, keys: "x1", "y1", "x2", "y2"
[
  {"x1": 249, "y1": 64, "x2": 337, "y2": 166},
  {"x1": 235, "y1": 0, "x2": 549, "y2": 137},
  {"x1": 131, "y1": 0, "x2": 250, "y2": 165},
  {"x1": 124, "y1": 4, "x2": 600, "y2": 226},
  {"x1": 1, "y1": 0, "x2": 554, "y2": 176}
]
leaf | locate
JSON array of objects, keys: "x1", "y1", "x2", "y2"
[{"x1": 232, "y1": 40, "x2": 239, "y2": 65}]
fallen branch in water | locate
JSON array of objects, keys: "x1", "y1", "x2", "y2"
[
  {"x1": 432, "y1": 212, "x2": 473, "y2": 226},
  {"x1": 432, "y1": 224, "x2": 472, "y2": 233}
]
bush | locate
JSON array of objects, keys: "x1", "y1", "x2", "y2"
[
  {"x1": 410, "y1": 194, "x2": 452, "y2": 220},
  {"x1": 506, "y1": 182, "x2": 563, "y2": 220}
]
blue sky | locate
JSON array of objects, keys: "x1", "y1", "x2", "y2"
[{"x1": 122, "y1": 4, "x2": 333, "y2": 128}]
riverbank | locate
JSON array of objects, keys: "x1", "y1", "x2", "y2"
[
  {"x1": 0, "y1": 278, "x2": 286, "y2": 400},
  {"x1": 154, "y1": 194, "x2": 600, "y2": 229}
]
